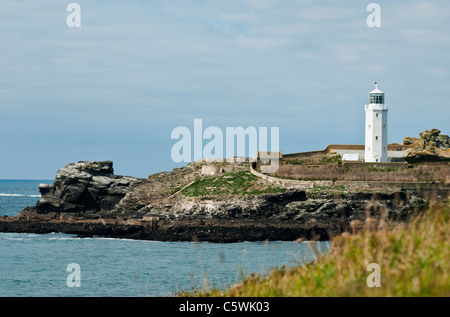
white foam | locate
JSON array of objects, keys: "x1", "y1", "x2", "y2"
[{"x1": 0, "y1": 193, "x2": 41, "y2": 197}]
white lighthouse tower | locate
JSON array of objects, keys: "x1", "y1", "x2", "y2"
[{"x1": 365, "y1": 82, "x2": 388, "y2": 162}]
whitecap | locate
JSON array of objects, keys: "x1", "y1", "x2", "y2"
[{"x1": 0, "y1": 193, "x2": 41, "y2": 197}]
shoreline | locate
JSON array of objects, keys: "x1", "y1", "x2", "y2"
[
  {"x1": 1, "y1": 160, "x2": 447, "y2": 243},
  {"x1": 0, "y1": 213, "x2": 334, "y2": 243}
]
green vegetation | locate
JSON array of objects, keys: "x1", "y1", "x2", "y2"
[
  {"x1": 283, "y1": 153, "x2": 343, "y2": 167},
  {"x1": 246, "y1": 186, "x2": 286, "y2": 195},
  {"x1": 171, "y1": 186, "x2": 183, "y2": 195},
  {"x1": 321, "y1": 154, "x2": 343, "y2": 165},
  {"x1": 190, "y1": 201, "x2": 449, "y2": 296},
  {"x1": 361, "y1": 166, "x2": 399, "y2": 173},
  {"x1": 284, "y1": 159, "x2": 304, "y2": 165},
  {"x1": 180, "y1": 170, "x2": 286, "y2": 197}
]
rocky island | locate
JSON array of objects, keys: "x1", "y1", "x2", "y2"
[
  {"x1": 1, "y1": 130, "x2": 449, "y2": 242},
  {"x1": 1, "y1": 154, "x2": 447, "y2": 242}
]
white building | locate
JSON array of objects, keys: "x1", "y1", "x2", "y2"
[{"x1": 365, "y1": 82, "x2": 388, "y2": 162}]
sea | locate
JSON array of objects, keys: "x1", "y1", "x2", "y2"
[{"x1": 0, "y1": 180, "x2": 330, "y2": 297}]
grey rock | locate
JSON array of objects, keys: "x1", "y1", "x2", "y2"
[{"x1": 36, "y1": 161, "x2": 139, "y2": 215}]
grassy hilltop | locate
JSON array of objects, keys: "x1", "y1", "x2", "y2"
[{"x1": 179, "y1": 170, "x2": 286, "y2": 197}]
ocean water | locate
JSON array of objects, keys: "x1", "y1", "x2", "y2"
[
  {"x1": 0, "y1": 180, "x2": 330, "y2": 297},
  {"x1": 0, "y1": 180, "x2": 45, "y2": 217}
]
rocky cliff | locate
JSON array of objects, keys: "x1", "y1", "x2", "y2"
[
  {"x1": 35, "y1": 161, "x2": 138, "y2": 216},
  {"x1": 404, "y1": 129, "x2": 450, "y2": 163},
  {"x1": 0, "y1": 160, "x2": 437, "y2": 242}
]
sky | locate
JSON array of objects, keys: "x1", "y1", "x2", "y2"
[{"x1": 0, "y1": 0, "x2": 449, "y2": 179}]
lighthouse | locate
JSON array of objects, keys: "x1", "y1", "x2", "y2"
[{"x1": 365, "y1": 82, "x2": 388, "y2": 162}]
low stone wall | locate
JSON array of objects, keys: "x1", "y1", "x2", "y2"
[
  {"x1": 282, "y1": 149, "x2": 327, "y2": 159},
  {"x1": 343, "y1": 162, "x2": 409, "y2": 169},
  {"x1": 283, "y1": 144, "x2": 411, "y2": 160},
  {"x1": 250, "y1": 164, "x2": 448, "y2": 197},
  {"x1": 249, "y1": 164, "x2": 332, "y2": 189},
  {"x1": 333, "y1": 180, "x2": 441, "y2": 188}
]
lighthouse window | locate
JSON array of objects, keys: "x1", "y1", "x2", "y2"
[
  {"x1": 370, "y1": 94, "x2": 384, "y2": 104},
  {"x1": 376, "y1": 113, "x2": 379, "y2": 118},
  {"x1": 376, "y1": 136, "x2": 379, "y2": 141}
]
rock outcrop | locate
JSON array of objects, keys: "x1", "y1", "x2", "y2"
[
  {"x1": 404, "y1": 129, "x2": 450, "y2": 163},
  {"x1": 35, "y1": 161, "x2": 138, "y2": 216}
]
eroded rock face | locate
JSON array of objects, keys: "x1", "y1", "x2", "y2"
[
  {"x1": 404, "y1": 129, "x2": 450, "y2": 162},
  {"x1": 418, "y1": 129, "x2": 450, "y2": 151},
  {"x1": 36, "y1": 161, "x2": 138, "y2": 215},
  {"x1": 142, "y1": 189, "x2": 424, "y2": 225},
  {"x1": 404, "y1": 129, "x2": 450, "y2": 150}
]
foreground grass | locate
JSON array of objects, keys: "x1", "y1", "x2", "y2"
[{"x1": 191, "y1": 201, "x2": 449, "y2": 296}]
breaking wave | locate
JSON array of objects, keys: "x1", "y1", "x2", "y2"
[{"x1": 0, "y1": 193, "x2": 41, "y2": 197}]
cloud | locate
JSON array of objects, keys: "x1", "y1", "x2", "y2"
[
  {"x1": 262, "y1": 23, "x2": 313, "y2": 36},
  {"x1": 243, "y1": 0, "x2": 272, "y2": 9},
  {"x1": 236, "y1": 34, "x2": 292, "y2": 49},
  {"x1": 219, "y1": 12, "x2": 254, "y2": 23}
]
